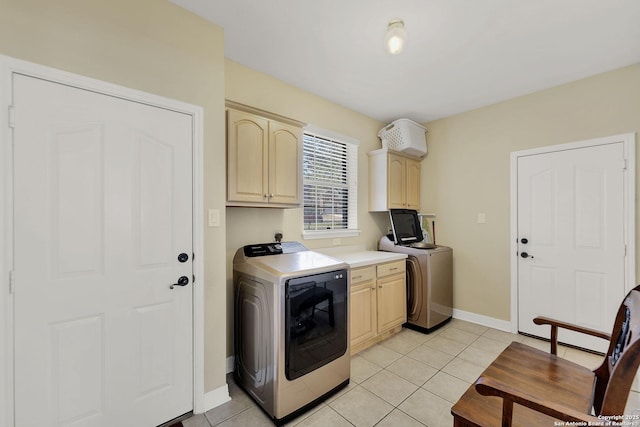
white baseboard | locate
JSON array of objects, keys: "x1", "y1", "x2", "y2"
[
  {"x1": 199, "y1": 383, "x2": 231, "y2": 414},
  {"x1": 452, "y1": 309, "x2": 513, "y2": 332}
]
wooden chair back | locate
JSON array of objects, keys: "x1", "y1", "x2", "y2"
[{"x1": 593, "y1": 284, "x2": 640, "y2": 416}]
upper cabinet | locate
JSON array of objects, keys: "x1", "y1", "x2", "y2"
[
  {"x1": 368, "y1": 149, "x2": 421, "y2": 212},
  {"x1": 226, "y1": 102, "x2": 304, "y2": 207}
]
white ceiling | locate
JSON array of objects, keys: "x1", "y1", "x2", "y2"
[{"x1": 171, "y1": 0, "x2": 640, "y2": 124}]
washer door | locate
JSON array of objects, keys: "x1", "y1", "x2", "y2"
[
  {"x1": 285, "y1": 270, "x2": 348, "y2": 380},
  {"x1": 406, "y1": 256, "x2": 423, "y2": 322}
]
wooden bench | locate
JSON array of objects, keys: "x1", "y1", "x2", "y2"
[{"x1": 451, "y1": 285, "x2": 640, "y2": 427}]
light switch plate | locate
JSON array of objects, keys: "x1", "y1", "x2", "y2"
[
  {"x1": 477, "y1": 212, "x2": 486, "y2": 224},
  {"x1": 208, "y1": 209, "x2": 220, "y2": 227}
]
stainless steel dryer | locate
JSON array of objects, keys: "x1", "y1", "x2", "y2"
[
  {"x1": 233, "y1": 242, "x2": 350, "y2": 425},
  {"x1": 379, "y1": 209, "x2": 453, "y2": 332},
  {"x1": 379, "y1": 235, "x2": 453, "y2": 332}
]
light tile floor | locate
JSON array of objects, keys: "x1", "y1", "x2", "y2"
[{"x1": 183, "y1": 319, "x2": 640, "y2": 427}]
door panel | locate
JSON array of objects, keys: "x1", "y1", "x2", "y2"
[
  {"x1": 13, "y1": 74, "x2": 193, "y2": 426},
  {"x1": 51, "y1": 314, "x2": 105, "y2": 426},
  {"x1": 53, "y1": 125, "x2": 104, "y2": 277},
  {"x1": 517, "y1": 143, "x2": 625, "y2": 352},
  {"x1": 136, "y1": 134, "x2": 175, "y2": 266},
  {"x1": 134, "y1": 302, "x2": 175, "y2": 398}
]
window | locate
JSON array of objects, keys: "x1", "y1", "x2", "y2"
[{"x1": 302, "y1": 126, "x2": 359, "y2": 239}]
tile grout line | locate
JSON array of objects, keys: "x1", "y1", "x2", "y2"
[{"x1": 190, "y1": 321, "x2": 608, "y2": 427}]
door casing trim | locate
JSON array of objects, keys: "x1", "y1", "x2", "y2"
[
  {"x1": 0, "y1": 54, "x2": 206, "y2": 426},
  {"x1": 509, "y1": 133, "x2": 636, "y2": 334}
]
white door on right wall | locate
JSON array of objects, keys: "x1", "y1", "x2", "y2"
[{"x1": 517, "y1": 141, "x2": 629, "y2": 353}]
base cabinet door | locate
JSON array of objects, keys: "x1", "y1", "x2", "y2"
[
  {"x1": 376, "y1": 274, "x2": 407, "y2": 333},
  {"x1": 350, "y1": 281, "x2": 377, "y2": 349}
]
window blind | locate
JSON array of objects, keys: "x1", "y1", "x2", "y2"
[{"x1": 303, "y1": 131, "x2": 358, "y2": 233}]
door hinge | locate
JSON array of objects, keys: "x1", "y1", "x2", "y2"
[
  {"x1": 9, "y1": 270, "x2": 15, "y2": 294},
  {"x1": 8, "y1": 105, "x2": 15, "y2": 128}
]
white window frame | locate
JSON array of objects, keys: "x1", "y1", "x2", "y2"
[{"x1": 302, "y1": 125, "x2": 360, "y2": 240}]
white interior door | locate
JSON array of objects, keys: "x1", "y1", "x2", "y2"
[
  {"x1": 13, "y1": 74, "x2": 193, "y2": 426},
  {"x1": 517, "y1": 142, "x2": 627, "y2": 352}
]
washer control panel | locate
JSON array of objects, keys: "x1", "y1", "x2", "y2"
[{"x1": 243, "y1": 242, "x2": 308, "y2": 257}]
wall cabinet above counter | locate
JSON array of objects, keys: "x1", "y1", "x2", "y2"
[
  {"x1": 226, "y1": 101, "x2": 305, "y2": 208},
  {"x1": 368, "y1": 148, "x2": 421, "y2": 212}
]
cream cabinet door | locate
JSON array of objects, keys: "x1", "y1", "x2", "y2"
[
  {"x1": 405, "y1": 158, "x2": 421, "y2": 210},
  {"x1": 268, "y1": 121, "x2": 302, "y2": 205},
  {"x1": 350, "y1": 282, "x2": 377, "y2": 350},
  {"x1": 227, "y1": 110, "x2": 269, "y2": 203},
  {"x1": 349, "y1": 267, "x2": 377, "y2": 354},
  {"x1": 387, "y1": 153, "x2": 406, "y2": 209},
  {"x1": 376, "y1": 273, "x2": 407, "y2": 333}
]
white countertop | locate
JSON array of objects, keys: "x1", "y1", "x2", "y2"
[
  {"x1": 315, "y1": 245, "x2": 407, "y2": 268},
  {"x1": 331, "y1": 251, "x2": 407, "y2": 268}
]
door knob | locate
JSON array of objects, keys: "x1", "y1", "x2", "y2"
[
  {"x1": 170, "y1": 276, "x2": 190, "y2": 289},
  {"x1": 520, "y1": 252, "x2": 534, "y2": 259},
  {"x1": 178, "y1": 253, "x2": 189, "y2": 263},
  {"x1": 520, "y1": 238, "x2": 528, "y2": 244}
]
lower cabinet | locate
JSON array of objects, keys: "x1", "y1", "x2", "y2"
[
  {"x1": 350, "y1": 259, "x2": 407, "y2": 355},
  {"x1": 350, "y1": 266, "x2": 377, "y2": 352}
]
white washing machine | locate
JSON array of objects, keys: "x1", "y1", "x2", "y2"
[{"x1": 233, "y1": 242, "x2": 350, "y2": 425}]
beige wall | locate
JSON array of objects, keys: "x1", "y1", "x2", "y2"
[
  {"x1": 0, "y1": 0, "x2": 228, "y2": 394},
  {"x1": 225, "y1": 59, "x2": 389, "y2": 356},
  {"x1": 4, "y1": 0, "x2": 637, "y2": 397},
  {"x1": 422, "y1": 64, "x2": 640, "y2": 321}
]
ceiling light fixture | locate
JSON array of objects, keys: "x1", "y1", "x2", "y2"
[{"x1": 385, "y1": 19, "x2": 407, "y2": 54}]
